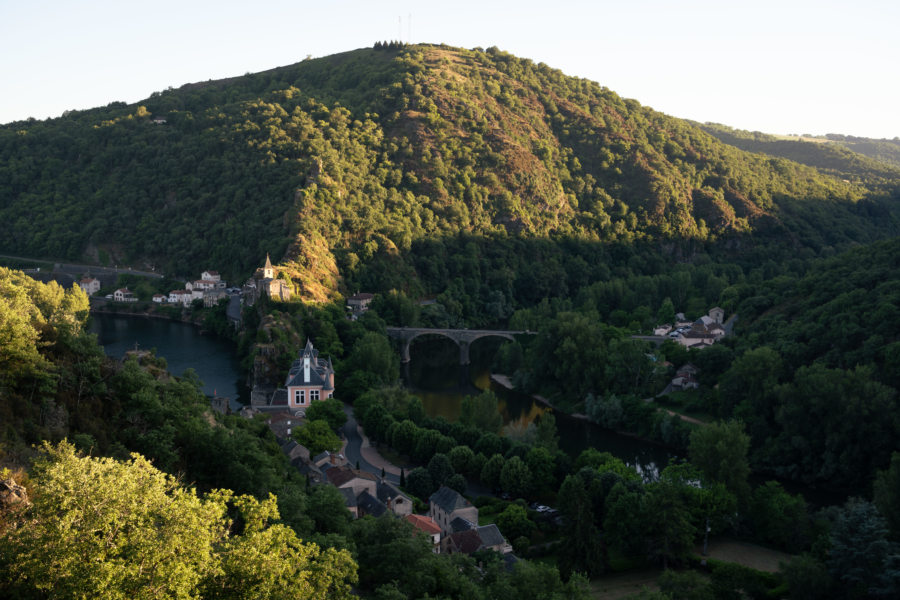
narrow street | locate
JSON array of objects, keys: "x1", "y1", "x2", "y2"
[{"x1": 341, "y1": 404, "x2": 401, "y2": 484}]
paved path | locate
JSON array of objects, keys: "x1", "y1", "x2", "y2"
[{"x1": 341, "y1": 404, "x2": 401, "y2": 484}]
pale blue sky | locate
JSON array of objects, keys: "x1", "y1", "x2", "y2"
[{"x1": 1, "y1": 0, "x2": 898, "y2": 138}]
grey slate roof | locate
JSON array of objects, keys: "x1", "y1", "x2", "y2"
[
  {"x1": 476, "y1": 524, "x2": 506, "y2": 548},
  {"x1": 284, "y1": 339, "x2": 335, "y2": 390},
  {"x1": 270, "y1": 389, "x2": 288, "y2": 406},
  {"x1": 429, "y1": 486, "x2": 472, "y2": 514},
  {"x1": 339, "y1": 487, "x2": 358, "y2": 508},
  {"x1": 356, "y1": 490, "x2": 387, "y2": 517},
  {"x1": 450, "y1": 516, "x2": 475, "y2": 533},
  {"x1": 376, "y1": 479, "x2": 409, "y2": 505}
]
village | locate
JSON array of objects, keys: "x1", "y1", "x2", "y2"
[{"x1": 78, "y1": 253, "x2": 731, "y2": 562}]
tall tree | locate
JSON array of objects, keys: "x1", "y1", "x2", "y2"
[{"x1": 688, "y1": 419, "x2": 751, "y2": 506}]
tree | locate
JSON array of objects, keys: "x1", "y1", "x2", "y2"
[
  {"x1": 827, "y1": 498, "x2": 897, "y2": 599},
  {"x1": 294, "y1": 419, "x2": 342, "y2": 455},
  {"x1": 496, "y1": 503, "x2": 535, "y2": 541},
  {"x1": 459, "y1": 390, "x2": 503, "y2": 433},
  {"x1": 406, "y1": 467, "x2": 434, "y2": 500},
  {"x1": 449, "y1": 445, "x2": 475, "y2": 475},
  {"x1": 427, "y1": 453, "x2": 454, "y2": 488},
  {"x1": 688, "y1": 420, "x2": 751, "y2": 506},
  {"x1": 0, "y1": 442, "x2": 357, "y2": 600},
  {"x1": 643, "y1": 475, "x2": 697, "y2": 569},
  {"x1": 480, "y1": 453, "x2": 506, "y2": 490},
  {"x1": 525, "y1": 446, "x2": 556, "y2": 493},
  {"x1": 305, "y1": 397, "x2": 347, "y2": 430},
  {"x1": 534, "y1": 412, "x2": 559, "y2": 452},
  {"x1": 445, "y1": 473, "x2": 467, "y2": 495},
  {"x1": 749, "y1": 481, "x2": 809, "y2": 551},
  {"x1": 874, "y1": 451, "x2": 900, "y2": 540},
  {"x1": 500, "y1": 456, "x2": 532, "y2": 498},
  {"x1": 557, "y1": 474, "x2": 604, "y2": 578}
]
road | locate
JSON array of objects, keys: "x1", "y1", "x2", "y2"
[
  {"x1": 0, "y1": 252, "x2": 164, "y2": 279},
  {"x1": 341, "y1": 404, "x2": 401, "y2": 484},
  {"x1": 226, "y1": 293, "x2": 242, "y2": 324}
]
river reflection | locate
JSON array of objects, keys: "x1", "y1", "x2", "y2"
[
  {"x1": 402, "y1": 337, "x2": 674, "y2": 480},
  {"x1": 89, "y1": 313, "x2": 248, "y2": 409}
]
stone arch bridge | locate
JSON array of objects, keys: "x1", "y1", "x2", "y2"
[{"x1": 385, "y1": 327, "x2": 534, "y2": 365}]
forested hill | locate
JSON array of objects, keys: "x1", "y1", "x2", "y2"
[
  {"x1": 1, "y1": 44, "x2": 898, "y2": 301},
  {"x1": 696, "y1": 122, "x2": 900, "y2": 187}
]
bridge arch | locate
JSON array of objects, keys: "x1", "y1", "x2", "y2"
[{"x1": 385, "y1": 327, "x2": 527, "y2": 365}]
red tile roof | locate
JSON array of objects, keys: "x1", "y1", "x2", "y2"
[{"x1": 405, "y1": 514, "x2": 441, "y2": 535}]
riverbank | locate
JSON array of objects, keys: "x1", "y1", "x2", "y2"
[{"x1": 90, "y1": 301, "x2": 228, "y2": 336}]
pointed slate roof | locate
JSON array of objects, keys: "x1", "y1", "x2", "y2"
[
  {"x1": 264, "y1": 253, "x2": 273, "y2": 271},
  {"x1": 284, "y1": 339, "x2": 334, "y2": 390}
]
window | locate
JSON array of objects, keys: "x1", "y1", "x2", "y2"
[
  {"x1": 310, "y1": 389, "x2": 320, "y2": 401},
  {"x1": 295, "y1": 390, "x2": 305, "y2": 405}
]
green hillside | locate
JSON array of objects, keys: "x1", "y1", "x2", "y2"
[
  {"x1": 697, "y1": 122, "x2": 900, "y2": 186},
  {"x1": 1, "y1": 44, "x2": 898, "y2": 306}
]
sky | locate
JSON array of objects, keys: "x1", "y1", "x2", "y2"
[{"x1": 1, "y1": 0, "x2": 898, "y2": 138}]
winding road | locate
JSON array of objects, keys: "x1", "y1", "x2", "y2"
[{"x1": 340, "y1": 404, "x2": 401, "y2": 484}]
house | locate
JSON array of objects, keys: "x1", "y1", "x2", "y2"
[
  {"x1": 406, "y1": 514, "x2": 442, "y2": 552},
  {"x1": 279, "y1": 439, "x2": 311, "y2": 464},
  {"x1": 113, "y1": 288, "x2": 137, "y2": 302},
  {"x1": 376, "y1": 478, "x2": 413, "y2": 517},
  {"x1": 187, "y1": 279, "x2": 216, "y2": 292},
  {"x1": 312, "y1": 450, "x2": 348, "y2": 470},
  {"x1": 152, "y1": 294, "x2": 167, "y2": 303},
  {"x1": 429, "y1": 486, "x2": 478, "y2": 536},
  {"x1": 203, "y1": 289, "x2": 228, "y2": 307},
  {"x1": 151, "y1": 116, "x2": 167, "y2": 124},
  {"x1": 79, "y1": 277, "x2": 101, "y2": 296},
  {"x1": 326, "y1": 465, "x2": 378, "y2": 498},
  {"x1": 284, "y1": 340, "x2": 335, "y2": 409},
  {"x1": 201, "y1": 270, "x2": 221, "y2": 282},
  {"x1": 653, "y1": 324, "x2": 672, "y2": 336},
  {"x1": 347, "y1": 292, "x2": 374, "y2": 315},
  {"x1": 267, "y1": 412, "x2": 301, "y2": 438},
  {"x1": 441, "y1": 523, "x2": 511, "y2": 555},
  {"x1": 671, "y1": 363, "x2": 700, "y2": 390},
  {"x1": 709, "y1": 306, "x2": 725, "y2": 324},
  {"x1": 168, "y1": 290, "x2": 192, "y2": 306}
]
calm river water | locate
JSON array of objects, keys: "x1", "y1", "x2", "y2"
[
  {"x1": 89, "y1": 313, "x2": 248, "y2": 409},
  {"x1": 404, "y1": 336, "x2": 675, "y2": 480}
]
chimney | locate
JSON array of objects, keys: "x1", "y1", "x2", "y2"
[{"x1": 304, "y1": 356, "x2": 310, "y2": 382}]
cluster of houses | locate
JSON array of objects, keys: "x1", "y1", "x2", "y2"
[
  {"x1": 247, "y1": 339, "x2": 513, "y2": 557},
  {"x1": 79, "y1": 269, "x2": 231, "y2": 308},
  {"x1": 654, "y1": 306, "x2": 727, "y2": 349},
  {"x1": 157, "y1": 270, "x2": 229, "y2": 307}
]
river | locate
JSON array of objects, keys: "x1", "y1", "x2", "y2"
[
  {"x1": 403, "y1": 336, "x2": 675, "y2": 480},
  {"x1": 89, "y1": 313, "x2": 248, "y2": 410}
]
